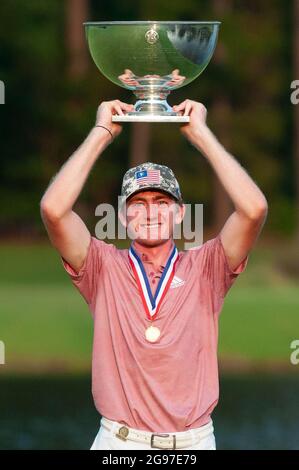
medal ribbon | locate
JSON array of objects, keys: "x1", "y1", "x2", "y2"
[{"x1": 129, "y1": 243, "x2": 179, "y2": 321}]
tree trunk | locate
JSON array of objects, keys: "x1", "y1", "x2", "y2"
[
  {"x1": 65, "y1": 0, "x2": 90, "y2": 221},
  {"x1": 65, "y1": 0, "x2": 89, "y2": 79},
  {"x1": 294, "y1": 0, "x2": 299, "y2": 241},
  {"x1": 210, "y1": 97, "x2": 234, "y2": 232},
  {"x1": 129, "y1": 123, "x2": 151, "y2": 168},
  {"x1": 211, "y1": 0, "x2": 233, "y2": 232}
]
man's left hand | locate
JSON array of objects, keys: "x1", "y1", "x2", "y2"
[{"x1": 173, "y1": 99, "x2": 208, "y2": 148}]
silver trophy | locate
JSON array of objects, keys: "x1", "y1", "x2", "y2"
[{"x1": 84, "y1": 21, "x2": 221, "y2": 123}]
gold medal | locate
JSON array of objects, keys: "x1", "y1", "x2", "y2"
[
  {"x1": 129, "y1": 242, "x2": 178, "y2": 345},
  {"x1": 145, "y1": 325, "x2": 161, "y2": 343}
]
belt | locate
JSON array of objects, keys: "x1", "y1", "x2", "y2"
[{"x1": 100, "y1": 416, "x2": 214, "y2": 450}]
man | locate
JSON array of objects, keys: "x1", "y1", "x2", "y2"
[{"x1": 40, "y1": 99, "x2": 268, "y2": 450}]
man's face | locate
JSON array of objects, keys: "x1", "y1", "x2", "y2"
[{"x1": 122, "y1": 190, "x2": 185, "y2": 247}]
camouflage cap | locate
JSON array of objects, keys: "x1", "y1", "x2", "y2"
[{"x1": 121, "y1": 162, "x2": 182, "y2": 203}]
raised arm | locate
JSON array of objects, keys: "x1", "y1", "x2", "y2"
[
  {"x1": 173, "y1": 99, "x2": 268, "y2": 271},
  {"x1": 40, "y1": 100, "x2": 133, "y2": 273}
]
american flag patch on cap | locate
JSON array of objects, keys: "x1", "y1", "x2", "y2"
[{"x1": 135, "y1": 169, "x2": 161, "y2": 185}]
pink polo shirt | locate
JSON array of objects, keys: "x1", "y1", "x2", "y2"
[{"x1": 61, "y1": 234, "x2": 248, "y2": 433}]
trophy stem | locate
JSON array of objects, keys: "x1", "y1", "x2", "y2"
[
  {"x1": 112, "y1": 87, "x2": 190, "y2": 122},
  {"x1": 132, "y1": 89, "x2": 176, "y2": 115}
]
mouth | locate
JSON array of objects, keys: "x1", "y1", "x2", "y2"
[{"x1": 141, "y1": 223, "x2": 162, "y2": 229}]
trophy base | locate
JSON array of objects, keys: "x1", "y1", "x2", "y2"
[{"x1": 112, "y1": 114, "x2": 190, "y2": 123}]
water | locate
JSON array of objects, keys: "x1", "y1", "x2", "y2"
[{"x1": 0, "y1": 374, "x2": 298, "y2": 450}]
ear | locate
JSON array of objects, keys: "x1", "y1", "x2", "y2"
[
  {"x1": 118, "y1": 207, "x2": 127, "y2": 228},
  {"x1": 174, "y1": 203, "x2": 186, "y2": 225}
]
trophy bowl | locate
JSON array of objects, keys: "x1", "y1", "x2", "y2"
[{"x1": 84, "y1": 21, "x2": 221, "y2": 122}]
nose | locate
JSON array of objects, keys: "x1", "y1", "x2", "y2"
[{"x1": 146, "y1": 203, "x2": 159, "y2": 221}]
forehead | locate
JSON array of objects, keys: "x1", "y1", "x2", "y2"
[{"x1": 127, "y1": 190, "x2": 173, "y2": 202}]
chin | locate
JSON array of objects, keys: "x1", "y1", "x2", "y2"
[
  {"x1": 134, "y1": 236, "x2": 171, "y2": 248},
  {"x1": 128, "y1": 225, "x2": 174, "y2": 246},
  {"x1": 140, "y1": 239, "x2": 166, "y2": 247}
]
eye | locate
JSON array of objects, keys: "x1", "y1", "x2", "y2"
[
  {"x1": 133, "y1": 201, "x2": 144, "y2": 207},
  {"x1": 158, "y1": 200, "x2": 168, "y2": 205}
]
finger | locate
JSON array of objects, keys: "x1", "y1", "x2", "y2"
[
  {"x1": 173, "y1": 104, "x2": 184, "y2": 114},
  {"x1": 175, "y1": 100, "x2": 187, "y2": 107},
  {"x1": 118, "y1": 100, "x2": 135, "y2": 110},
  {"x1": 184, "y1": 102, "x2": 192, "y2": 116},
  {"x1": 121, "y1": 104, "x2": 134, "y2": 112},
  {"x1": 173, "y1": 100, "x2": 187, "y2": 111},
  {"x1": 172, "y1": 106, "x2": 184, "y2": 116},
  {"x1": 113, "y1": 104, "x2": 124, "y2": 116}
]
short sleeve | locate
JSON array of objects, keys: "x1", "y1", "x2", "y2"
[
  {"x1": 60, "y1": 236, "x2": 105, "y2": 307},
  {"x1": 199, "y1": 233, "x2": 249, "y2": 312}
]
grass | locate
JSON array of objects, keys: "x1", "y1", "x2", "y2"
[
  {"x1": 0, "y1": 239, "x2": 298, "y2": 372},
  {"x1": 219, "y1": 286, "x2": 299, "y2": 360}
]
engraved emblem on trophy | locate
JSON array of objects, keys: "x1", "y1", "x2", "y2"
[{"x1": 84, "y1": 21, "x2": 221, "y2": 123}]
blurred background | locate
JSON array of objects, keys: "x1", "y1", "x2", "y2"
[{"x1": 0, "y1": 0, "x2": 299, "y2": 450}]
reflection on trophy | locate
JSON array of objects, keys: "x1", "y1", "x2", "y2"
[
  {"x1": 118, "y1": 69, "x2": 186, "y2": 90},
  {"x1": 84, "y1": 21, "x2": 221, "y2": 122}
]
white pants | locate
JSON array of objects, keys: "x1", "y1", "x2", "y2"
[{"x1": 90, "y1": 418, "x2": 216, "y2": 450}]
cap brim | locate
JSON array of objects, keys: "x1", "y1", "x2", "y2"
[{"x1": 125, "y1": 187, "x2": 179, "y2": 202}]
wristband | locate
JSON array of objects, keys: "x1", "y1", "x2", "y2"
[{"x1": 95, "y1": 124, "x2": 113, "y2": 141}]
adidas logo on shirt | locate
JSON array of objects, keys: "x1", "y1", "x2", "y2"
[{"x1": 170, "y1": 276, "x2": 185, "y2": 289}]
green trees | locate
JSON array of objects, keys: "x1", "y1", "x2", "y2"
[
  {"x1": 293, "y1": 0, "x2": 299, "y2": 241},
  {"x1": 0, "y1": 0, "x2": 295, "y2": 237}
]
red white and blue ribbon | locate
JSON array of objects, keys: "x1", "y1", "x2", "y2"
[{"x1": 128, "y1": 243, "x2": 179, "y2": 321}]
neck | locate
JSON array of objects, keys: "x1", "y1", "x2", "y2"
[{"x1": 132, "y1": 238, "x2": 174, "y2": 267}]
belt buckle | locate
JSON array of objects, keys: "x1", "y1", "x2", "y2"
[
  {"x1": 116, "y1": 426, "x2": 129, "y2": 441},
  {"x1": 151, "y1": 433, "x2": 176, "y2": 450}
]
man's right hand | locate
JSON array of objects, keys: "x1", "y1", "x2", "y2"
[
  {"x1": 40, "y1": 99, "x2": 134, "y2": 276},
  {"x1": 95, "y1": 100, "x2": 134, "y2": 140}
]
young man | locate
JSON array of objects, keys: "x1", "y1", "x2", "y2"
[{"x1": 40, "y1": 99, "x2": 268, "y2": 450}]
